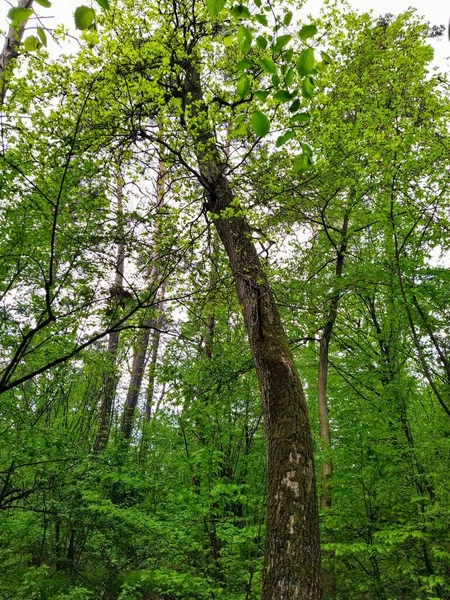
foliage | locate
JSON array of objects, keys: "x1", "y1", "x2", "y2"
[{"x1": 0, "y1": 2, "x2": 450, "y2": 600}]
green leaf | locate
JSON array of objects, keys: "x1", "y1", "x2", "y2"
[
  {"x1": 255, "y1": 13, "x2": 268, "y2": 26},
  {"x1": 285, "y1": 67, "x2": 294, "y2": 87},
  {"x1": 254, "y1": 0, "x2": 261, "y2": 5},
  {"x1": 259, "y1": 59, "x2": 276, "y2": 74},
  {"x1": 301, "y1": 76, "x2": 315, "y2": 98},
  {"x1": 23, "y1": 35, "x2": 40, "y2": 52},
  {"x1": 293, "y1": 153, "x2": 311, "y2": 172},
  {"x1": 256, "y1": 35, "x2": 268, "y2": 49},
  {"x1": 273, "y1": 34, "x2": 292, "y2": 52},
  {"x1": 238, "y1": 25, "x2": 252, "y2": 53},
  {"x1": 291, "y1": 111, "x2": 311, "y2": 122},
  {"x1": 223, "y1": 35, "x2": 234, "y2": 47},
  {"x1": 271, "y1": 73, "x2": 280, "y2": 86},
  {"x1": 301, "y1": 142, "x2": 313, "y2": 156},
  {"x1": 237, "y1": 74, "x2": 251, "y2": 98},
  {"x1": 206, "y1": 0, "x2": 225, "y2": 17},
  {"x1": 274, "y1": 90, "x2": 292, "y2": 102},
  {"x1": 7, "y1": 7, "x2": 33, "y2": 22},
  {"x1": 296, "y1": 48, "x2": 314, "y2": 77},
  {"x1": 74, "y1": 6, "x2": 95, "y2": 30},
  {"x1": 276, "y1": 130, "x2": 295, "y2": 147},
  {"x1": 236, "y1": 59, "x2": 253, "y2": 71},
  {"x1": 251, "y1": 111, "x2": 270, "y2": 136},
  {"x1": 231, "y1": 4, "x2": 251, "y2": 19},
  {"x1": 283, "y1": 48, "x2": 294, "y2": 62},
  {"x1": 254, "y1": 90, "x2": 270, "y2": 101},
  {"x1": 35, "y1": 0, "x2": 52, "y2": 7},
  {"x1": 321, "y1": 51, "x2": 332, "y2": 64},
  {"x1": 284, "y1": 11, "x2": 293, "y2": 26},
  {"x1": 299, "y1": 23, "x2": 317, "y2": 41},
  {"x1": 289, "y1": 99, "x2": 300, "y2": 113},
  {"x1": 37, "y1": 27, "x2": 47, "y2": 47}
]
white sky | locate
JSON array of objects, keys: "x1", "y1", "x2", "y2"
[{"x1": 1, "y1": 0, "x2": 449, "y2": 69}]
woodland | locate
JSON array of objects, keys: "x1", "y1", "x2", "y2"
[{"x1": 0, "y1": 0, "x2": 449, "y2": 598}]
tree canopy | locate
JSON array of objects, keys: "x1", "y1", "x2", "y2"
[{"x1": 0, "y1": 2, "x2": 449, "y2": 599}]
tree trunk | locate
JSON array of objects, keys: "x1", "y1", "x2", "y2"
[
  {"x1": 317, "y1": 212, "x2": 349, "y2": 510},
  {"x1": 121, "y1": 156, "x2": 165, "y2": 439},
  {"x1": 145, "y1": 284, "x2": 165, "y2": 420},
  {"x1": 184, "y1": 61, "x2": 322, "y2": 600},
  {"x1": 0, "y1": 0, "x2": 34, "y2": 104},
  {"x1": 93, "y1": 168, "x2": 126, "y2": 453}
]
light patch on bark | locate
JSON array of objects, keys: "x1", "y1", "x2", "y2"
[
  {"x1": 282, "y1": 470, "x2": 300, "y2": 497},
  {"x1": 288, "y1": 514, "x2": 295, "y2": 534}
]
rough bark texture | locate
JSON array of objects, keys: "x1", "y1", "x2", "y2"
[
  {"x1": 184, "y1": 61, "x2": 322, "y2": 600},
  {"x1": 317, "y1": 213, "x2": 349, "y2": 510},
  {"x1": 121, "y1": 157, "x2": 165, "y2": 439},
  {"x1": 0, "y1": 0, "x2": 33, "y2": 104},
  {"x1": 93, "y1": 170, "x2": 126, "y2": 453}
]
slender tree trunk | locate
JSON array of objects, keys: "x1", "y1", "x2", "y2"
[
  {"x1": 145, "y1": 284, "x2": 165, "y2": 421},
  {"x1": 93, "y1": 169, "x2": 126, "y2": 453},
  {"x1": 0, "y1": 0, "x2": 34, "y2": 104},
  {"x1": 184, "y1": 61, "x2": 321, "y2": 600},
  {"x1": 121, "y1": 156, "x2": 165, "y2": 439},
  {"x1": 317, "y1": 212, "x2": 349, "y2": 510}
]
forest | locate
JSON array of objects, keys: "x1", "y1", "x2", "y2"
[{"x1": 0, "y1": 0, "x2": 449, "y2": 598}]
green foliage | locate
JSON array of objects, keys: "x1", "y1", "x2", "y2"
[
  {"x1": 251, "y1": 110, "x2": 270, "y2": 136},
  {"x1": 1, "y1": 2, "x2": 450, "y2": 600},
  {"x1": 74, "y1": 6, "x2": 96, "y2": 30},
  {"x1": 7, "y1": 7, "x2": 33, "y2": 22}
]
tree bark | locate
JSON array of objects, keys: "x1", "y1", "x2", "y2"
[
  {"x1": 93, "y1": 169, "x2": 126, "y2": 453},
  {"x1": 144, "y1": 283, "x2": 165, "y2": 421},
  {"x1": 184, "y1": 61, "x2": 322, "y2": 600},
  {"x1": 0, "y1": 0, "x2": 34, "y2": 104},
  {"x1": 317, "y1": 212, "x2": 349, "y2": 510}
]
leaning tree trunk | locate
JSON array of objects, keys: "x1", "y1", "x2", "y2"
[
  {"x1": 0, "y1": 0, "x2": 34, "y2": 104},
  {"x1": 184, "y1": 61, "x2": 321, "y2": 600},
  {"x1": 121, "y1": 156, "x2": 166, "y2": 439},
  {"x1": 317, "y1": 212, "x2": 349, "y2": 510},
  {"x1": 93, "y1": 168, "x2": 126, "y2": 453}
]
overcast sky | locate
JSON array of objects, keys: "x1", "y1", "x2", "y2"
[{"x1": 1, "y1": 0, "x2": 449, "y2": 68}]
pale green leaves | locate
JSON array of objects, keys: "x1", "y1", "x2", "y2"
[
  {"x1": 276, "y1": 130, "x2": 294, "y2": 147},
  {"x1": 74, "y1": 6, "x2": 96, "y2": 30},
  {"x1": 251, "y1": 111, "x2": 270, "y2": 137},
  {"x1": 237, "y1": 26, "x2": 252, "y2": 53},
  {"x1": 74, "y1": 1, "x2": 109, "y2": 31},
  {"x1": 23, "y1": 35, "x2": 40, "y2": 52},
  {"x1": 237, "y1": 74, "x2": 251, "y2": 98},
  {"x1": 283, "y1": 11, "x2": 293, "y2": 26},
  {"x1": 256, "y1": 35, "x2": 268, "y2": 50},
  {"x1": 294, "y1": 144, "x2": 312, "y2": 171},
  {"x1": 299, "y1": 24, "x2": 317, "y2": 41},
  {"x1": 291, "y1": 112, "x2": 311, "y2": 123},
  {"x1": 259, "y1": 59, "x2": 276, "y2": 74},
  {"x1": 206, "y1": 0, "x2": 225, "y2": 17},
  {"x1": 273, "y1": 34, "x2": 292, "y2": 52},
  {"x1": 7, "y1": 7, "x2": 33, "y2": 23},
  {"x1": 255, "y1": 14, "x2": 268, "y2": 27},
  {"x1": 231, "y1": 4, "x2": 250, "y2": 19},
  {"x1": 37, "y1": 27, "x2": 47, "y2": 47},
  {"x1": 302, "y1": 76, "x2": 315, "y2": 98},
  {"x1": 274, "y1": 89, "x2": 293, "y2": 102},
  {"x1": 35, "y1": 0, "x2": 52, "y2": 7},
  {"x1": 296, "y1": 49, "x2": 315, "y2": 77}
]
